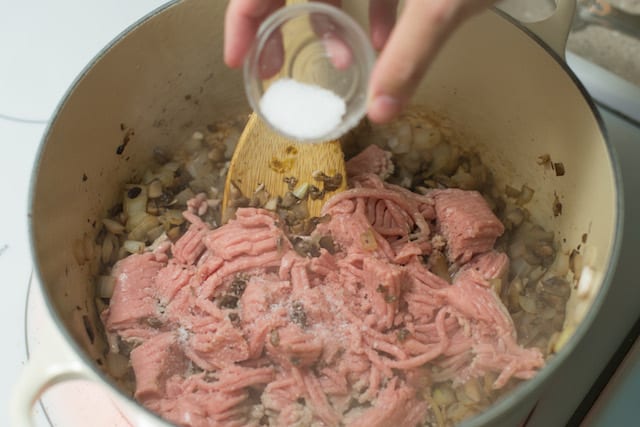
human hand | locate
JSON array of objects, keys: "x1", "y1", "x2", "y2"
[{"x1": 224, "y1": 0, "x2": 495, "y2": 123}]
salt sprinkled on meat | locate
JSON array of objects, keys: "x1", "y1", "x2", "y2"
[
  {"x1": 259, "y1": 78, "x2": 346, "y2": 140},
  {"x1": 103, "y1": 146, "x2": 544, "y2": 426}
]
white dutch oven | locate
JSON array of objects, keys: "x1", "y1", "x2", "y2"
[{"x1": 12, "y1": 0, "x2": 622, "y2": 426}]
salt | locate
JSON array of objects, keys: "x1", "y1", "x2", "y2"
[{"x1": 259, "y1": 78, "x2": 346, "y2": 141}]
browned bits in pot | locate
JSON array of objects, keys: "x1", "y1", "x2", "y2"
[
  {"x1": 553, "y1": 192, "x2": 563, "y2": 217},
  {"x1": 537, "y1": 153, "x2": 552, "y2": 167}
]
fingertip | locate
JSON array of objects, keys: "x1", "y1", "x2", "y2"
[
  {"x1": 367, "y1": 95, "x2": 402, "y2": 124},
  {"x1": 370, "y1": 25, "x2": 389, "y2": 51},
  {"x1": 369, "y1": 0, "x2": 398, "y2": 51},
  {"x1": 224, "y1": 42, "x2": 245, "y2": 69}
]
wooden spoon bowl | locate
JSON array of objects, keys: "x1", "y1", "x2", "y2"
[{"x1": 222, "y1": 112, "x2": 347, "y2": 223}]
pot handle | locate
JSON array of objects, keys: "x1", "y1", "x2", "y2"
[
  {"x1": 519, "y1": 0, "x2": 576, "y2": 58},
  {"x1": 10, "y1": 322, "x2": 98, "y2": 427}
]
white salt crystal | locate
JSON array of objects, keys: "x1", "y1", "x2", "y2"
[{"x1": 259, "y1": 78, "x2": 346, "y2": 141}]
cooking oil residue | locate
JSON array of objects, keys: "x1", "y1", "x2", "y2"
[
  {"x1": 269, "y1": 145, "x2": 299, "y2": 173},
  {"x1": 285, "y1": 145, "x2": 298, "y2": 155},
  {"x1": 269, "y1": 157, "x2": 295, "y2": 173}
]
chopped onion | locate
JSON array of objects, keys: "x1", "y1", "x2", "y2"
[
  {"x1": 102, "y1": 218, "x2": 125, "y2": 235},
  {"x1": 463, "y1": 378, "x2": 482, "y2": 403},
  {"x1": 148, "y1": 180, "x2": 163, "y2": 198},
  {"x1": 292, "y1": 182, "x2": 310, "y2": 200},
  {"x1": 264, "y1": 196, "x2": 279, "y2": 211},
  {"x1": 126, "y1": 211, "x2": 151, "y2": 232},
  {"x1": 517, "y1": 185, "x2": 534, "y2": 205},
  {"x1": 128, "y1": 214, "x2": 160, "y2": 241},
  {"x1": 432, "y1": 385, "x2": 456, "y2": 406},
  {"x1": 163, "y1": 209, "x2": 185, "y2": 226},
  {"x1": 101, "y1": 233, "x2": 117, "y2": 265},
  {"x1": 174, "y1": 188, "x2": 196, "y2": 206},
  {"x1": 146, "y1": 225, "x2": 166, "y2": 242},
  {"x1": 123, "y1": 185, "x2": 148, "y2": 217},
  {"x1": 97, "y1": 275, "x2": 116, "y2": 298},
  {"x1": 518, "y1": 294, "x2": 538, "y2": 314},
  {"x1": 123, "y1": 240, "x2": 145, "y2": 254}
]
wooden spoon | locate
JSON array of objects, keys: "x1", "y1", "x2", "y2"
[{"x1": 222, "y1": 112, "x2": 347, "y2": 223}]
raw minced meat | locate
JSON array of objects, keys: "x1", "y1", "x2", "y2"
[{"x1": 102, "y1": 146, "x2": 544, "y2": 427}]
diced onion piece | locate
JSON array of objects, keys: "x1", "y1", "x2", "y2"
[
  {"x1": 146, "y1": 225, "x2": 166, "y2": 242},
  {"x1": 517, "y1": 185, "x2": 534, "y2": 205},
  {"x1": 97, "y1": 275, "x2": 116, "y2": 298},
  {"x1": 123, "y1": 185, "x2": 148, "y2": 217},
  {"x1": 148, "y1": 232, "x2": 169, "y2": 252},
  {"x1": 148, "y1": 180, "x2": 163, "y2": 198},
  {"x1": 101, "y1": 233, "x2": 117, "y2": 264},
  {"x1": 463, "y1": 378, "x2": 482, "y2": 403},
  {"x1": 123, "y1": 240, "x2": 145, "y2": 254},
  {"x1": 128, "y1": 214, "x2": 160, "y2": 242},
  {"x1": 292, "y1": 182, "x2": 310, "y2": 200},
  {"x1": 264, "y1": 196, "x2": 279, "y2": 211},
  {"x1": 167, "y1": 226, "x2": 182, "y2": 241},
  {"x1": 518, "y1": 294, "x2": 538, "y2": 314},
  {"x1": 156, "y1": 164, "x2": 177, "y2": 186},
  {"x1": 505, "y1": 206, "x2": 525, "y2": 227},
  {"x1": 163, "y1": 209, "x2": 185, "y2": 226},
  {"x1": 174, "y1": 188, "x2": 195, "y2": 206},
  {"x1": 126, "y1": 211, "x2": 150, "y2": 232},
  {"x1": 102, "y1": 218, "x2": 125, "y2": 235},
  {"x1": 163, "y1": 161, "x2": 180, "y2": 172},
  {"x1": 432, "y1": 385, "x2": 456, "y2": 406}
]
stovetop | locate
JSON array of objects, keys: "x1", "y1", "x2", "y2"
[{"x1": 1, "y1": 1, "x2": 639, "y2": 426}]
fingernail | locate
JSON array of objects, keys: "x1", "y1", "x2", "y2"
[{"x1": 368, "y1": 95, "x2": 401, "y2": 123}]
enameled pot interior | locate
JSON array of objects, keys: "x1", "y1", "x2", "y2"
[{"x1": 29, "y1": 0, "x2": 620, "y2": 425}]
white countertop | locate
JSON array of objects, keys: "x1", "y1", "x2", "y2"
[{"x1": 1, "y1": 1, "x2": 639, "y2": 427}]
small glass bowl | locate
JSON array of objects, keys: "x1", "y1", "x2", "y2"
[{"x1": 244, "y1": 2, "x2": 375, "y2": 142}]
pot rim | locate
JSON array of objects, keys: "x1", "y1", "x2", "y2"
[{"x1": 27, "y1": 2, "x2": 625, "y2": 426}]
